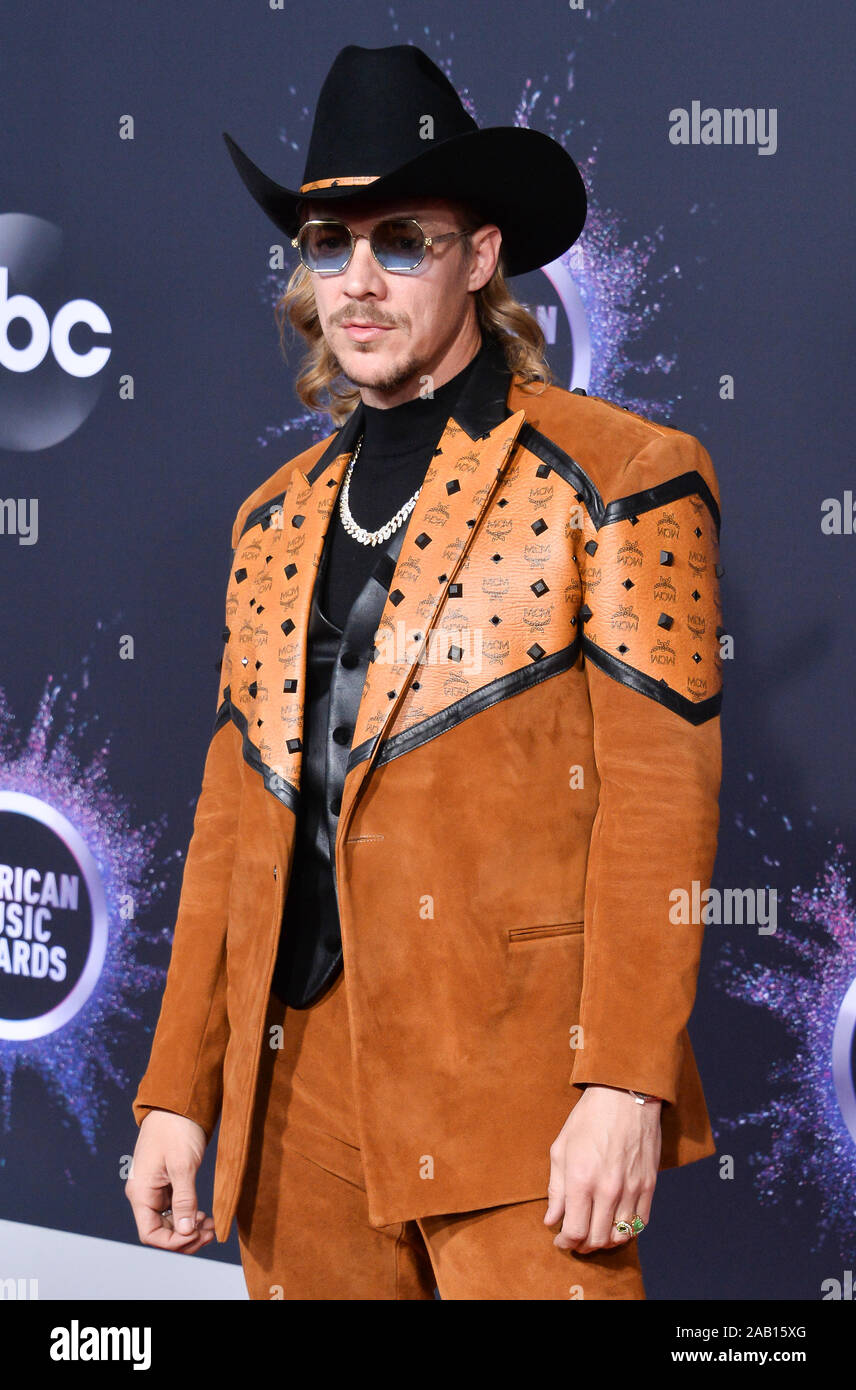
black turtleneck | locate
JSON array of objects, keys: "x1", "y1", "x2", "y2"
[{"x1": 319, "y1": 337, "x2": 487, "y2": 630}]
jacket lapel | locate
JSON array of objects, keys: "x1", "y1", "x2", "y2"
[
  {"x1": 255, "y1": 424, "x2": 358, "y2": 808},
  {"x1": 338, "y1": 403, "x2": 526, "y2": 821},
  {"x1": 224, "y1": 406, "x2": 359, "y2": 814}
]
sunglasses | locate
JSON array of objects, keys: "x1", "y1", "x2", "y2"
[{"x1": 292, "y1": 216, "x2": 473, "y2": 275}]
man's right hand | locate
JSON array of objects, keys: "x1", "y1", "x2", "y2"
[{"x1": 125, "y1": 1109, "x2": 215, "y2": 1254}]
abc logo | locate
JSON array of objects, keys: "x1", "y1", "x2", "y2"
[
  {"x1": 0, "y1": 266, "x2": 111, "y2": 378},
  {"x1": 0, "y1": 213, "x2": 112, "y2": 451}
]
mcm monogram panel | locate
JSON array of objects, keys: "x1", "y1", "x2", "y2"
[
  {"x1": 219, "y1": 465, "x2": 322, "y2": 801},
  {"x1": 217, "y1": 405, "x2": 724, "y2": 810},
  {"x1": 350, "y1": 442, "x2": 583, "y2": 748},
  {"x1": 219, "y1": 407, "x2": 528, "y2": 803},
  {"x1": 577, "y1": 488, "x2": 723, "y2": 718}
]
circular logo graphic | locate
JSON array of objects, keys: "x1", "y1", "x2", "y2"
[
  {"x1": 0, "y1": 792, "x2": 108, "y2": 1040},
  {"x1": 832, "y1": 977, "x2": 856, "y2": 1146},
  {"x1": 0, "y1": 213, "x2": 112, "y2": 452},
  {"x1": 512, "y1": 253, "x2": 591, "y2": 391}
]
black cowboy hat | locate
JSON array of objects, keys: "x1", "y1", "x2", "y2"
[{"x1": 222, "y1": 43, "x2": 586, "y2": 279}]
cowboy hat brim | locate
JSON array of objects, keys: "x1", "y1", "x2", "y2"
[{"x1": 222, "y1": 125, "x2": 586, "y2": 278}]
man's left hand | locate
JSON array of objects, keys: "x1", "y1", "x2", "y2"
[{"x1": 544, "y1": 1084, "x2": 662, "y2": 1253}]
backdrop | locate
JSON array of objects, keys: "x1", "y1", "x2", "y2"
[{"x1": 0, "y1": 0, "x2": 853, "y2": 1302}]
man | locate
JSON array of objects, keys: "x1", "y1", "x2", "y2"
[{"x1": 126, "y1": 44, "x2": 724, "y2": 1300}]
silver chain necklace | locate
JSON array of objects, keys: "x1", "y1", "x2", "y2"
[{"x1": 338, "y1": 433, "x2": 422, "y2": 547}]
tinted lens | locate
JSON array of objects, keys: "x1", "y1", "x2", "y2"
[
  {"x1": 299, "y1": 222, "x2": 351, "y2": 271},
  {"x1": 371, "y1": 218, "x2": 426, "y2": 270}
]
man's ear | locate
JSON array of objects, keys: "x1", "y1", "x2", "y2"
[{"x1": 468, "y1": 223, "x2": 503, "y2": 290}]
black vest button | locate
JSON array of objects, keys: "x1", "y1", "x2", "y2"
[
  {"x1": 332, "y1": 725, "x2": 352, "y2": 745},
  {"x1": 340, "y1": 651, "x2": 360, "y2": 668}
]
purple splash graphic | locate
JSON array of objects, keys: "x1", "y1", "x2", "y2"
[
  {"x1": 252, "y1": 14, "x2": 681, "y2": 450},
  {"x1": 714, "y1": 774, "x2": 856, "y2": 1255},
  {"x1": 0, "y1": 626, "x2": 176, "y2": 1152}
]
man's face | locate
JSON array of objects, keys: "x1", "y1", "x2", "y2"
[{"x1": 301, "y1": 194, "x2": 500, "y2": 400}]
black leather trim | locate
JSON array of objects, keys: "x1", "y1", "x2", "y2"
[
  {"x1": 603, "y1": 471, "x2": 721, "y2": 536},
  {"x1": 213, "y1": 698, "x2": 231, "y2": 734},
  {"x1": 448, "y1": 333, "x2": 516, "y2": 438},
  {"x1": 517, "y1": 422, "x2": 604, "y2": 519},
  {"x1": 241, "y1": 490, "x2": 288, "y2": 540},
  {"x1": 581, "y1": 637, "x2": 722, "y2": 724},
  {"x1": 346, "y1": 637, "x2": 582, "y2": 773},
  {"x1": 518, "y1": 423, "x2": 720, "y2": 537},
  {"x1": 218, "y1": 685, "x2": 300, "y2": 813}
]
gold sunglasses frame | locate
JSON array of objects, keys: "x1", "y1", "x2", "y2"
[{"x1": 291, "y1": 217, "x2": 472, "y2": 275}]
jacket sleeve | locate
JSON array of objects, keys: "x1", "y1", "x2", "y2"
[
  {"x1": 131, "y1": 514, "x2": 244, "y2": 1141},
  {"x1": 569, "y1": 427, "x2": 724, "y2": 1106}
]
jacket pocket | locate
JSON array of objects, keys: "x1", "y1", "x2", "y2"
[{"x1": 507, "y1": 920, "x2": 584, "y2": 943}]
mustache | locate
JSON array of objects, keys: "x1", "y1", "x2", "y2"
[{"x1": 338, "y1": 314, "x2": 398, "y2": 328}]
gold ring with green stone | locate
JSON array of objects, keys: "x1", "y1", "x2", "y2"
[{"x1": 613, "y1": 1215, "x2": 646, "y2": 1237}]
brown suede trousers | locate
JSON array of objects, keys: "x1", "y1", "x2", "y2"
[{"x1": 235, "y1": 969, "x2": 645, "y2": 1301}]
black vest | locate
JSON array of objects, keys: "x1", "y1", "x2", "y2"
[{"x1": 271, "y1": 519, "x2": 408, "y2": 1007}]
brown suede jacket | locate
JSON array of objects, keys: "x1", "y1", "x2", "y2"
[{"x1": 133, "y1": 338, "x2": 724, "y2": 1240}]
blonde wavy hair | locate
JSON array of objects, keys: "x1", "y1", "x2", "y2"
[{"x1": 273, "y1": 198, "x2": 555, "y2": 427}]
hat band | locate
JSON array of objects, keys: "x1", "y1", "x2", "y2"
[{"x1": 299, "y1": 175, "x2": 381, "y2": 192}]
